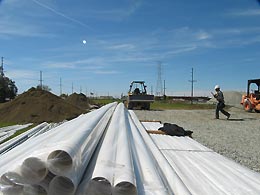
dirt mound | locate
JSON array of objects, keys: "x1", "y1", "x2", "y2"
[
  {"x1": 0, "y1": 88, "x2": 85, "y2": 123},
  {"x1": 65, "y1": 93, "x2": 90, "y2": 110},
  {"x1": 208, "y1": 91, "x2": 245, "y2": 109},
  {"x1": 223, "y1": 91, "x2": 245, "y2": 108}
]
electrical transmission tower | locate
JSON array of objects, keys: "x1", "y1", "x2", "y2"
[
  {"x1": 156, "y1": 62, "x2": 163, "y2": 96},
  {"x1": 189, "y1": 67, "x2": 197, "y2": 104}
]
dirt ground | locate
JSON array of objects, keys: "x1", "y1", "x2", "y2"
[{"x1": 134, "y1": 106, "x2": 260, "y2": 173}]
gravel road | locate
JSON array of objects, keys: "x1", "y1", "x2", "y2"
[{"x1": 134, "y1": 107, "x2": 260, "y2": 173}]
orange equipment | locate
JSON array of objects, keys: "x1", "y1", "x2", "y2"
[{"x1": 241, "y1": 79, "x2": 260, "y2": 113}]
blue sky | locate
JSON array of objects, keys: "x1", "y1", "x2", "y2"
[{"x1": 0, "y1": 0, "x2": 260, "y2": 97}]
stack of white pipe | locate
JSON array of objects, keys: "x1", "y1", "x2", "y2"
[
  {"x1": 1, "y1": 102, "x2": 190, "y2": 195},
  {"x1": 0, "y1": 122, "x2": 49, "y2": 155},
  {"x1": 77, "y1": 103, "x2": 186, "y2": 195},
  {"x1": 0, "y1": 124, "x2": 32, "y2": 144},
  {"x1": 0, "y1": 102, "x2": 117, "y2": 195},
  {"x1": 129, "y1": 110, "x2": 192, "y2": 195},
  {"x1": 76, "y1": 103, "x2": 136, "y2": 195},
  {"x1": 127, "y1": 112, "x2": 170, "y2": 195}
]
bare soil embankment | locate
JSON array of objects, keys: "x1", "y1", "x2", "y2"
[{"x1": 0, "y1": 88, "x2": 86, "y2": 123}]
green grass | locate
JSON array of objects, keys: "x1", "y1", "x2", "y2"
[
  {"x1": 91, "y1": 98, "x2": 121, "y2": 106},
  {"x1": 0, "y1": 124, "x2": 36, "y2": 144},
  {"x1": 0, "y1": 122, "x2": 17, "y2": 128},
  {"x1": 151, "y1": 101, "x2": 215, "y2": 110},
  {"x1": 90, "y1": 98, "x2": 216, "y2": 110}
]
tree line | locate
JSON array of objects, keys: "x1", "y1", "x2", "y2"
[{"x1": 0, "y1": 76, "x2": 18, "y2": 103}]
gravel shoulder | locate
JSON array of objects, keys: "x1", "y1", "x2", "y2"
[{"x1": 134, "y1": 107, "x2": 260, "y2": 173}]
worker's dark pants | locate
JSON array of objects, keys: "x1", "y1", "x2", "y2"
[{"x1": 216, "y1": 102, "x2": 230, "y2": 119}]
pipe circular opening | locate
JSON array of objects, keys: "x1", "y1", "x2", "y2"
[
  {"x1": 21, "y1": 157, "x2": 48, "y2": 184},
  {"x1": 49, "y1": 176, "x2": 75, "y2": 195},
  {"x1": 47, "y1": 150, "x2": 73, "y2": 173}
]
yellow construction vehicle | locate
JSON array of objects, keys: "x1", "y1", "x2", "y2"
[
  {"x1": 241, "y1": 79, "x2": 260, "y2": 113},
  {"x1": 126, "y1": 81, "x2": 154, "y2": 110}
]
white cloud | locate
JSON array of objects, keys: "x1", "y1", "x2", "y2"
[
  {"x1": 229, "y1": 9, "x2": 260, "y2": 16},
  {"x1": 0, "y1": 20, "x2": 54, "y2": 38},
  {"x1": 93, "y1": 70, "x2": 120, "y2": 74},
  {"x1": 86, "y1": 0, "x2": 143, "y2": 21},
  {"x1": 6, "y1": 69, "x2": 37, "y2": 80},
  {"x1": 107, "y1": 43, "x2": 136, "y2": 50},
  {"x1": 164, "y1": 46, "x2": 197, "y2": 57},
  {"x1": 197, "y1": 31, "x2": 211, "y2": 40}
]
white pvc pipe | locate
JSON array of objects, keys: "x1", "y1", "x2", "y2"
[
  {"x1": 20, "y1": 157, "x2": 48, "y2": 184},
  {"x1": 86, "y1": 103, "x2": 136, "y2": 195},
  {"x1": 127, "y1": 113, "x2": 170, "y2": 195},
  {"x1": 47, "y1": 103, "x2": 117, "y2": 194},
  {"x1": 38, "y1": 171, "x2": 56, "y2": 193},
  {"x1": 47, "y1": 102, "x2": 117, "y2": 174},
  {"x1": 49, "y1": 176, "x2": 75, "y2": 195},
  {"x1": 0, "y1": 103, "x2": 116, "y2": 195},
  {"x1": 113, "y1": 104, "x2": 136, "y2": 195},
  {"x1": 0, "y1": 123, "x2": 48, "y2": 155},
  {"x1": 0, "y1": 171, "x2": 23, "y2": 195},
  {"x1": 129, "y1": 110, "x2": 192, "y2": 195},
  {"x1": 0, "y1": 103, "x2": 116, "y2": 179},
  {"x1": 22, "y1": 184, "x2": 47, "y2": 195},
  {"x1": 82, "y1": 179, "x2": 112, "y2": 195}
]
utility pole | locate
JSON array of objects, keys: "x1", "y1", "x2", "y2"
[
  {"x1": 0, "y1": 57, "x2": 4, "y2": 77},
  {"x1": 163, "y1": 80, "x2": 166, "y2": 96},
  {"x1": 189, "y1": 68, "x2": 197, "y2": 104},
  {"x1": 72, "y1": 82, "x2": 74, "y2": 94},
  {"x1": 59, "y1": 78, "x2": 62, "y2": 95},
  {"x1": 39, "y1": 71, "x2": 43, "y2": 89}
]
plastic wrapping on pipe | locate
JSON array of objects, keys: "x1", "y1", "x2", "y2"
[
  {"x1": 80, "y1": 103, "x2": 136, "y2": 195},
  {"x1": 0, "y1": 124, "x2": 33, "y2": 145},
  {"x1": 127, "y1": 113, "x2": 170, "y2": 195},
  {"x1": 0, "y1": 122, "x2": 49, "y2": 155},
  {"x1": 0, "y1": 103, "x2": 115, "y2": 174},
  {"x1": 129, "y1": 110, "x2": 192, "y2": 195},
  {"x1": 48, "y1": 103, "x2": 117, "y2": 195},
  {"x1": 0, "y1": 102, "x2": 117, "y2": 194}
]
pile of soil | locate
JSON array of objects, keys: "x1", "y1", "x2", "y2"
[
  {"x1": 65, "y1": 93, "x2": 90, "y2": 110},
  {"x1": 208, "y1": 91, "x2": 244, "y2": 109},
  {"x1": 0, "y1": 88, "x2": 85, "y2": 123}
]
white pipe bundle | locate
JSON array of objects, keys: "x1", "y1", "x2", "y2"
[
  {"x1": 48, "y1": 102, "x2": 117, "y2": 195},
  {"x1": 127, "y1": 112, "x2": 170, "y2": 195},
  {"x1": 76, "y1": 103, "x2": 136, "y2": 195},
  {"x1": 0, "y1": 123, "x2": 33, "y2": 144},
  {"x1": 0, "y1": 122, "x2": 49, "y2": 155},
  {"x1": 0, "y1": 102, "x2": 117, "y2": 195},
  {"x1": 129, "y1": 110, "x2": 192, "y2": 195},
  {"x1": 0, "y1": 124, "x2": 32, "y2": 134}
]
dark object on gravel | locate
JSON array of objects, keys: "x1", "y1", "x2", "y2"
[{"x1": 158, "y1": 123, "x2": 193, "y2": 137}]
